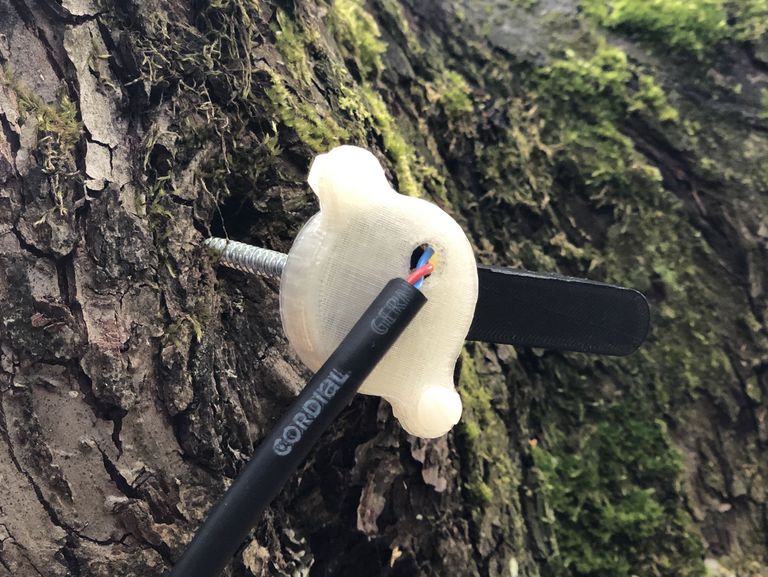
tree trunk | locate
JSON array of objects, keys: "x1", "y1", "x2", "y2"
[{"x1": 1, "y1": 0, "x2": 766, "y2": 576}]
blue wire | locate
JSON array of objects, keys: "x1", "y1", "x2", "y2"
[{"x1": 413, "y1": 246, "x2": 434, "y2": 290}]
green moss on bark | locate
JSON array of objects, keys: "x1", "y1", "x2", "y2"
[
  {"x1": 436, "y1": 70, "x2": 474, "y2": 118},
  {"x1": 442, "y1": 10, "x2": 748, "y2": 575},
  {"x1": 583, "y1": 0, "x2": 768, "y2": 55},
  {"x1": 266, "y1": 74, "x2": 349, "y2": 152},
  {"x1": 361, "y1": 85, "x2": 419, "y2": 196},
  {"x1": 329, "y1": 0, "x2": 387, "y2": 79},
  {"x1": 273, "y1": 8, "x2": 317, "y2": 87},
  {"x1": 457, "y1": 349, "x2": 516, "y2": 508},
  {"x1": 532, "y1": 403, "x2": 704, "y2": 577},
  {"x1": 1, "y1": 67, "x2": 82, "y2": 215}
]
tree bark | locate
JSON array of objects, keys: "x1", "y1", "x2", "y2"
[{"x1": 0, "y1": 1, "x2": 767, "y2": 576}]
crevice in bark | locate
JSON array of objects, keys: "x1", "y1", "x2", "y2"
[
  {"x1": 0, "y1": 554, "x2": 12, "y2": 575},
  {"x1": 99, "y1": 447, "x2": 142, "y2": 499},
  {"x1": 144, "y1": 538, "x2": 175, "y2": 567},
  {"x1": 0, "y1": 114, "x2": 20, "y2": 156},
  {"x1": 0, "y1": 402, "x2": 94, "y2": 573},
  {"x1": 745, "y1": 44, "x2": 768, "y2": 73},
  {"x1": 35, "y1": 0, "x2": 105, "y2": 25},
  {"x1": 8, "y1": 0, "x2": 69, "y2": 89},
  {"x1": 208, "y1": 192, "x2": 262, "y2": 240},
  {"x1": 0, "y1": 526, "x2": 16, "y2": 575},
  {"x1": 54, "y1": 253, "x2": 73, "y2": 306},
  {"x1": 18, "y1": 549, "x2": 44, "y2": 577},
  {"x1": 10, "y1": 227, "x2": 53, "y2": 261},
  {"x1": 59, "y1": 537, "x2": 81, "y2": 577},
  {"x1": 74, "y1": 368, "x2": 133, "y2": 453},
  {"x1": 111, "y1": 411, "x2": 125, "y2": 456},
  {"x1": 96, "y1": 447, "x2": 178, "y2": 564},
  {"x1": 94, "y1": 18, "x2": 143, "y2": 94},
  {"x1": 0, "y1": 525, "x2": 45, "y2": 577},
  {"x1": 81, "y1": 131, "x2": 112, "y2": 157}
]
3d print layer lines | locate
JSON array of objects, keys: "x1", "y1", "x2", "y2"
[{"x1": 279, "y1": 146, "x2": 478, "y2": 438}]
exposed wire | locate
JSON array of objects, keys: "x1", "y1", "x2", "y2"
[
  {"x1": 413, "y1": 247, "x2": 434, "y2": 289},
  {"x1": 407, "y1": 262, "x2": 434, "y2": 286},
  {"x1": 415, "y1": 246, "x2": 435, "y2": 269},
  {"x1": 412, "y1": 246, "x2": 435, "y2": 289}
]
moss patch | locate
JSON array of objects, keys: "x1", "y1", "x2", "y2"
[
  {"x1": 329, "y1": 0, "x2": 387, "y2": 79},
  {"x1": 1, "y1": 67, "x2": 82, "y2": 215},
  {"x1": 532, "y1": 403, "x2": 704, "y2": 577},
  {"x1": 266, "y1": 74, "x2": 349, "y2": 152},
  {"x1": 437, "y1": 13, "x2": 737, "y2": 575},
  {"x1": 435, "y1": 70, "x2": 474, "y2": 118},
  {"x1": 537, "y1": 39, "x2": 679, "y2": 127},
  {"x1": 273, "y1": 8, "x2": 316, "y2": 87},
  {"x1": 530, "y1": 32, "x2": 735, "y2": 405},
  {"x1": 361, "y1": 85, "x2": 419, "y2": 196},
  {"x1": 583, "y1": 0, "x2": 768, "y2": 55},
  {"x1": 456, "y1": 347, "x2": 521, "y2": 538},
  {"x1": 583, "y1": 0, "x2": 728, "y2": 54}
]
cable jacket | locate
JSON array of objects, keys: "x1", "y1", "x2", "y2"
[{"x1": 168, "y1": 279, "x2": 426, "y2": 577}]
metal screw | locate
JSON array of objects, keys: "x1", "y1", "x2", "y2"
[{"x1": 204, "y1": 237, "x2": 287, "y2": 280}]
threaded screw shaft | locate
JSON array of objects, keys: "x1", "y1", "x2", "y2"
[{"x1": 204, "y1": 237, "x2": 287, "y2": 280}]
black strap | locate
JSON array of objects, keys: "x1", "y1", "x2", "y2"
[{"x1": 468, "y1": 265, "x2": 650, "y2": 356}]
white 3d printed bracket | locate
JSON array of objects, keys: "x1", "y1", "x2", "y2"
[{"x1": 279, "y1": 146, "x2": 478, "y2": 438}]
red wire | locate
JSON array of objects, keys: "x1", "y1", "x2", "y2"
[{"x1": 406, "y1": 262, "x2": 434, "y2": 285}]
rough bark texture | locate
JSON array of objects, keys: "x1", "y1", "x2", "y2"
[{"x1": 0, "y1": 0, "x2": 767, "y2": 576}]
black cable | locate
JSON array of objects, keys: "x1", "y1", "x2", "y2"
[{"x1": 167, "y1": 278, "x2": 426, "y2": 577}]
